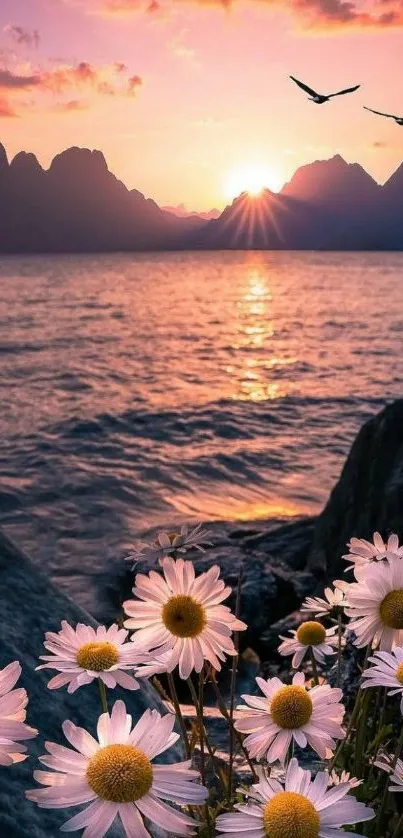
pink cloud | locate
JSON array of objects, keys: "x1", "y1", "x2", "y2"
[
  {"x1": 0, "y1": 95, "x2": 17, "y2": 117},
  {"x1": 98, "y1": 0, "x2": 403, "y2": 29},
  {"x1": 3, "y1": 25, "x2": 40, "y2": 49}
]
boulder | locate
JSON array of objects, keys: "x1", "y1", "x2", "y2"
[
  {"x1": 308, "y1": 400, "x2": 403, "y2": 581},
  {"x1": 0, "y1": 530, "x2": 177, "y2": 838}
]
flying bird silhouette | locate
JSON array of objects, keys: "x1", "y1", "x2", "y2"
[
  {"x1": 364, "y1": 106, "x2": 403, "y2": 126},
  {"x1": 289, "y1": 76, "x2": 360, "y2": 104}
]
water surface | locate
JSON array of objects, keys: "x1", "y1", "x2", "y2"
[{"x1": 1, "y1": 251, "x2": 402, "y2": 614}]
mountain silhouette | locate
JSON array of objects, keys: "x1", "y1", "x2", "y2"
[
  {"x1": 0, "y1": 142, "x2": 403, "y2": 252},
  {"x1": 189, "y1": 189, "x2": 336, "y2": 250},
  {"x1": 0, "y1": 143, "x2": 202, "y2": 253},
  {"x1": 161, "y1": 204, "x2": 221, "y2": 220}
]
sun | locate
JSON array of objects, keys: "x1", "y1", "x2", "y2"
[{"x1": 224, "y1": 164, "x2": 283, "y2": 201}]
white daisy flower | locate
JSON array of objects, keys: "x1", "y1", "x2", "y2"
[
  {"x1": 343, "y1": 532, "x2": 403, "y2": 574},
  {"x1": 328, "y1": 769, "x2": 362, "y2": 789},
  {"x1": 123, "y1": 557, "x2": 246, "y2": 680},
  {"x1": 26, "y1": 700, "x2": 207, "y2": 837},
  {"x1": 0, "y1": 661, "x2": 38, "y2": 766},
  {"x1": 36, "y1": 622, "x2": 148, "y2": 693},
  {"x1": 135, "y1": 651, "x2": 175, "y2": 679},
  {"x1": 216, "y1": 758, "x2": 374, "y2": 837},
  {"x1": 126, "y1": 524, "x2": 212, "y2": 565},
  {"x1": 362, "y1": 647, "x2": 403, "y2": 711},
  {"x1": 301, "y1": 581, "x2": 349, "y2": 617},
  {"x1": 278, "y1": 621, "x2": 339, "y2": 668},
  {"x1": 345, "y1": 557, "x2": 403, "y2": 651},
  {"x1": 235, "y1": 672, "x2": 345, "y2": 763},
  {"x1": 376, "y1": 754, "x2": 403, "y2": 791}
]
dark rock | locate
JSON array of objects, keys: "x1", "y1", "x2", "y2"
[
  {"x1": 308, "y1": 400, "x2": 403, "y2": 581},
  {"x1": 0, "y1": 530, "x2": 177, "y2": 838}
]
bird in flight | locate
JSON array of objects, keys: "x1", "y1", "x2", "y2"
[
  {"x1": 289, "y1": 76, "x2": 360, "y2": 104},
  {"x1": 364, "y1": 106, "x2": 403, "y2": 126}
]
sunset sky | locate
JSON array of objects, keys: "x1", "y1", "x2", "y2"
[{"x1": 0, "y1": 0, "x2": 402, "y2": 210}]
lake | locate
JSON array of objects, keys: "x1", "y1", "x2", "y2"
[{"x1": 1, "y1": 250, "x2": 403, "y2": 615}]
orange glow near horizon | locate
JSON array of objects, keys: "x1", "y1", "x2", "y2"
[{"x1": 224, "y1": 165, "x2": 284, "y2": 201}]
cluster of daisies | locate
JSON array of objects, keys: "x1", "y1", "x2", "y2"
[{"x1": 2, "y1": 525, "x2": 403, "y2": 837}]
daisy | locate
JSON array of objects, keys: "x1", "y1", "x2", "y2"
[
  {"x1": 362, "y1": 647, "x2": 403, "y2": 711},
  {"x1": 278, "y1": 621, "x2": 339, "y2": 668},
  {"x1": 343, "y1": 532, "x2": 403, "y2": 574},
  {"x1": 135, "y1": 651, "x2": 175, "y2": 679},
  {"x1": 126, "y1": 524, "x2": 212, "y2": 565},
  {"x1": 301, "y1": 581, "x2": 349, "y2": 617},
  {"x1": 0, "y1": 660, "x2": 38, "y2": 766},
  {"x1": 328, "y1": 770, "x2": 362, "y2": 789},
  {"x1": 216, "y1": 758, "x2": 374, "y2": 837},
  {"x1": 123, "y1": 557, "x2": 246, "y2": 680},
  {"x1": 235, "y1": 672, "x2": 345, "y2": 763},
  {"x1": 26, "y1": 700, "x2": 207, "y2": 837},
  {"x1": 345, "y1": 557, "x2": 403, "y2": 651},
  {"x1": 376, "y1": 754, "x2": 403, "y2": 791},
  {"x1": 36, "y1": 622, "x2": 149, "y2": 693}
]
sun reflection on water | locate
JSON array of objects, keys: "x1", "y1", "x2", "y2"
[{"x1": 230, "y1": 263, "x2": 290, "y2": 402}]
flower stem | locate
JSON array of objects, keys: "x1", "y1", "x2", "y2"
[
  {"x1": 98, "y1": 679, "x2": 108, "y2": 714},
  {"x1": 198, "y1": 669, "x2": 206, "y2": 787},
  {"x1": 209, "y1": 671, "x2": 257, "y2": 780},
  {"x1": 309, "y1": 649, "x2": 320, "y2": 685},
  {"x1": 375, "y1": 724, "x2": 403, "y2": 835},
  {"x1": 337, "y1": 613, "x2": 343, "y2": 688},
  {"x1": 329, "y1": 687, "x2": 363, "y2": 772},
  {"x1": 167, "y1": 672, "x2": 191, "y2": 759},
  {"x1": 186, "y1": 675, "x2": 222, "y2": 779},
  {"x1": 329, "y1": 644, "x2": 372, "y2": 772},
  {"x1": 227, "y1": 564, "x2": 243, "y2": 804},
  {"x1": 188, "y1": 671, "x2": 213, "y2": 837},
  {"x1": 392, "y1": 813, "x2": 403, "y2": 838},
  {"x1": 354, "y1": 688, "x2": 372, "y2": 778}
]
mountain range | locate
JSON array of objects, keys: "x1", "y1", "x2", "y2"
[{"x1": 0, "y1": 142, "x2": 403, "y2": 252}]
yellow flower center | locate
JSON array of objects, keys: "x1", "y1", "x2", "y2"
[
  {"x1": 76, "y1": 642, "x2": 119, "y2": 672},
  {"x1": 86, "y1": 744, "x2": 153, "y2": 803},
  {"x1": 162, "y1": 594, "x2": 206, "y2": 638},
  {"x1": 263, "y1": 791, "x2": 320, "y2": 838},
  {"x1": 270, "y1": 685, "x2": 313, "y2": 729},
  {"x1": 396, "y1": 663, "x2": 403, "y2": 685},
  {"x1": 379, "y1": 590, "x2": 403, "y2": 629},
  {"x1": 296, "y1": 621, "x2": 326, "y2": 646}
]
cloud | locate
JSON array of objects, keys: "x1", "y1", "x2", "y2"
[
  {"x1": 128, "y1": 74, "x2": 143, "y2": 93},
  {"x1": 55, "y1": 98, "x2": 90, "y2": 112},
  {"x1": 3, "y1": 25, "x2": 40, "y2": 49},
  {"x1": 0, "y1": 60, "x2": 143, "y2": 117},
  {"x1": 0, "y1": 69, "x2": 41, "y2": 89},
  {"x1": 101, "y1": 0, "x2": 161, "y2": 14},
  {"x1": 0, "y1": 96, "x2": 17, "y2": 117},
  {"x1": 96, "y1": 0, "x2": 403, "y2": 29}
]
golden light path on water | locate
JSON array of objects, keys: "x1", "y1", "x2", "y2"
[{"x1": 231, "y1": 264, "x2": 295, "y2": 404}]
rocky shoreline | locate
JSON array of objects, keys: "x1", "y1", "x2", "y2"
[{"x1": 2, "y1": 399, "x2": 403, "y2": 835}]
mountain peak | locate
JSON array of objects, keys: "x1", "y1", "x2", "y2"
[
  {"x1": 383, "y1": 161, "x2": 403, "y2": 192},
  {"x1": 0, "y1": 142, "x2": 8, "y2": 172},
  {"x1": 10, "y1": 152, "x2": 43, "y2": 176},
  {"x1": 281, "y1": 154, "x2": 379, "y2": 208},
  {"x1": 49, "y1": 147, "x2": 108, "y2": 178}
]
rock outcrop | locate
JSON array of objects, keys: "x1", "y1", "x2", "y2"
[
  {"x1": 0, "y1": 530, "x2": 176, "y2": 838},
  {"x1": 308, "y1": 399, "x2": 403, "y2": 581}
]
